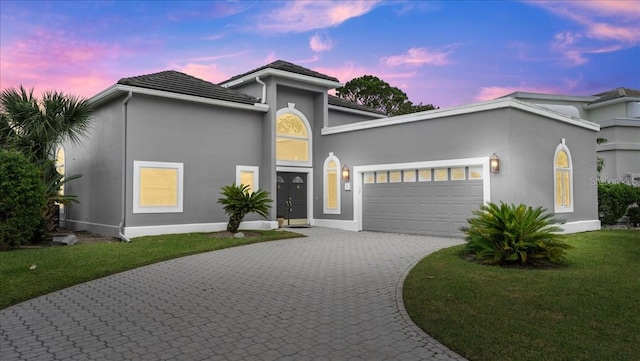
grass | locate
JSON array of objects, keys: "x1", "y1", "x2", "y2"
[
  {"x1": 403, "y1": 230, "x2": 640, "y2": 361},
  {"x1": 0, "y1": 230, "x2": 302, "y2": 310}
]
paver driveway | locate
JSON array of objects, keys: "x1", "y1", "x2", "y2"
[{"x1": 0, "y1": 227, "x2": 467, "y2": 361}]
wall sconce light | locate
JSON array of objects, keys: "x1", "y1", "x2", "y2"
[
  {"x1": 342, "y1": 164, "x2": 350, "y2": 182},
  {"x1": 490, "y1": 153, "x2": 500, "y2": 173}
]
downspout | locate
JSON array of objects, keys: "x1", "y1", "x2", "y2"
[
  {"x1": 255, "y1": 77, "x2": 266, "y2": 104},
  {"x1": 119, "y1": 91, "x2": 133, "y2": 243}
]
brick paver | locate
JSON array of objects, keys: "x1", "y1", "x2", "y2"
[{"x1": 0, "y1": 228, "x2": 467, "y2": 360}]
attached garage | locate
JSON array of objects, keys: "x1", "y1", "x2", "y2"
[{"x1": 356, "y1": 159, "x2": 489, "y2": 237}]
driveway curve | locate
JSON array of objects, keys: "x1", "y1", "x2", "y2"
[{"x1": 0, "y1": 227, "x2": 466, "y2": 361}]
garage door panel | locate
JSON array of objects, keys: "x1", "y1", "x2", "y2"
[{"x1": 363, "y1": 168, "x2": 483, "y2": 237}]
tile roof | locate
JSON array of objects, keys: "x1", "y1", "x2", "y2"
[
  {"x1": 328, "y1": 95, "x2": 386, "y2": 115},
  {"x1": 221, "y1": 60, "x2": 340, "y2": 84},
  {"x1": 590, "y1": 87, "x2": 640, "y2": 104},
  {"x1": 117, "y1": 70, "x2": 260, "y2": 105}
]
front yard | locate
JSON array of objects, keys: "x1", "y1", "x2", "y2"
[{"x1": 403, "y1": 229, "x2": 639, "y2": 361}]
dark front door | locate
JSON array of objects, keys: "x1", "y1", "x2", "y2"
[{"x1": 277, "y1": 172, "x2": 307, "y2": 225}]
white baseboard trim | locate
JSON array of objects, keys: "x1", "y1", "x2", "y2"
[
  {"x1": 310, "y1": 218, "x2": 359, "y2": 232},
  {"x1": 560, "y1": 220, "x2": 601, "y2": 234},
  {"x1": 124, "y1": 220, "x2": 277, "y2": 238}
]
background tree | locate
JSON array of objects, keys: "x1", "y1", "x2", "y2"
[
  {"x1": 336, "y1": 75, "x2": 438, "y2": 116},
  {"x1": 1, "y1": 86, "x2": 92, "y2": 232}
]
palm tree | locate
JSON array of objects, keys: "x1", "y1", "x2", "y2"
[
  {"x1": 1, "y1": 86, "x2": 92, "y2": 232},
  {"x1": 217, "y1": 183, "x2": 272, "y2": 233}
]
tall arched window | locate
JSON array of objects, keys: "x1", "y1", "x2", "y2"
[
  {"x1": 554, "y1": 139, "x2": 573, "y2": 213},
  {"x1": 276, "y1": 104, "x2": 311, "y2": 166},
  {"x1": 323, "y1": 153, "x2": 341, "y2": 214}
]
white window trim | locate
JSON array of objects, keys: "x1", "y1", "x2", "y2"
[
  {"x1": 276, "y1": 104, "x2": 313, "y2": 167},
  {"x1": 133, "y1": 161, "x2": 184, "y2": 214},
  {"x1": 554, "y1": 139, "x2": 574, "y2": 213},
  {"x1": 236, "y1": 165, "x2": 259, "y2": 193},
  {"x1": 323, "y1": 153, "x2": 341, "y2": 214}
]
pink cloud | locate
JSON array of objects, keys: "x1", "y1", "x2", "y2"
[
  {"x1": 0, "y1": 29, "x2": 125, "y2": 98},
  {"x1": 474, "y1": 85, "x2": 560, "y2": 102},
  {"x1": 175, "y1": 63, "x2": 231, "y2": 84},
  {"x1": 256, "y1": 1, "x2": 380, "y2": 33},
  {"x1": 310, "y1": 33, "x2": 333, "y2": 52},
  {"x1": 530, "y1": 0, "x2": 639, "y2": 66},
  {"x1": 381, "y1": 47, "x2": 456, "y2": 67}
]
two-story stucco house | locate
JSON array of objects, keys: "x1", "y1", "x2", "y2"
[{"x1": 60, "y1": 60, "x2": 606, "y2": 240}]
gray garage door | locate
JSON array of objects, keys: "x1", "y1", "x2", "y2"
[{"x1": 362, "y1": 167, "x2": 483, "y2": 237}]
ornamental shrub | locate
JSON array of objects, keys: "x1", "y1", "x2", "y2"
[
  {"x1": 597, "y1": 182, "x2": 638, "y2": 225},
  {"x1": 0, "y1": 150, "x2": 46, "y2": 249},
  {"x1": 217, "y1": 183, "x2": 272, "y2": 233},
  {"x1": 460, "y1": 202, "x2": 571, "y2": 267}
]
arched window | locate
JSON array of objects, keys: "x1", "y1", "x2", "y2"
[
  {"x1": 276, "y1": 104, "x2": 311, "y2": 166},
  {"x1": 554, "y1": 139, "x2": 573, "y2": 213},
  {"x1": 323, "y1": 153, "x2": 341, "y2": 214}
]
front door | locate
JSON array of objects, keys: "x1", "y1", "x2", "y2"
[{"x1": 277, "y1": 172, "x2": 307, "y2": 226}]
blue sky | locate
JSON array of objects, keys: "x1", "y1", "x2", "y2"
[{"x1": 1, "y1": 0, "x2": 638, "y2": 108}]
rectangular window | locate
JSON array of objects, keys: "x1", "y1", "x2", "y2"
[
  {"x1": 364, "y1": 172, "x2": 375, "y2": 184},
  {"x1": 376, "y1": 171, "x2": 388, "y2": 183},
  {"x1": 469, "y1": 166, "x2": 483, "y2": 180},
  {"x1": 435, "y1": 168, "x2": 448, "y2": 181},
  {"x1": 451, "y1": 167, "x2": 466, "y2": 180},
  {"x1": 327, "y1": 170, "x2": 338, "y2": 209},
  {"x1": 418, "y1": 169, "x2": 432, "y2": 182},
  {"x1": 236, "y1": 166, "x2": 259, "y2": 194},
  {"x1": 403, "y1": 170, "x2": 416, "y2": 182},
  {"x1": 134, "y1": 161, "x2": 184, "y2": 213},
  {"x1": 389, "y1": 171, "x2": 402, "y2": 183}
]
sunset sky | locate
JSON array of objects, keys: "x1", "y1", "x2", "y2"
[{"x1": 1, "y1": 0, "x2": 638, "y2": 108}]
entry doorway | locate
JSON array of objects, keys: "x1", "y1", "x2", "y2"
[{"x1": 277, "y1": 172, "x2": 307, "y2": 226}]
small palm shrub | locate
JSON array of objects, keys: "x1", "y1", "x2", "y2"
[
  {"x1": 0, "y1": 150, "x2": 46, "y2": 249},
  {"x1": 217, "y1": 183, "x2": 272, "y2": 233},
  {"x1": 460, "y1": 202, "x2": 571, "y2": 267}
]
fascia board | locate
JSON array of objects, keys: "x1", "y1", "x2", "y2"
[
  {"x1": 89, "y1": 85, "x2": 269, "y2": 112},
  {"x1": 221, "y1": 68, "x2": 343, "y2": 89},
  {"x1": 502, "y1": 91, "x2": 598, "y2": 103},
  {"x1": 322, "y1": 99, "x2": 599, "y2": 135}
]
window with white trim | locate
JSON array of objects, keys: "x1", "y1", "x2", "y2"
[
  {"x1": 554, "y1": 139, "x2": 573, "y2": 213},
  {"x1": 323, "y1": 153, "x2": 341, "y2": 214},
  {"x1": 236, "y1": 165, "x2": 259, "y2": 194},
  {"x1": 133, "y1": 161, "x2": 184, "y2": 213},
  {"x1": 55, "y1": 147, "x2": 66, "y2": 213},
  {"x1": 276, "y1": 104, "x2": 312, "y2": 166}
]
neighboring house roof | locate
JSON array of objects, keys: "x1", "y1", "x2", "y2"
[
  {"x1": 590, "y1": 87, "x2": 640, "y2": 105},
  {"x1": 322, "y1": 98, "x2": 600, "y2": 136},
  {"x1": 219, "y1": 60, "x2": 342, "y2": 89},
  {"x1": 328, "y1": 95, "x2": 386, "y2": 115},
  {"x1": 117, "y1": 70, "x2": 259, "y2": 105}
]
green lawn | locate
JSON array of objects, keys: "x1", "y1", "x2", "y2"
[
  {"x1": 403, "y1": 230, "x2": 640, "y2": 361},
  {"x1": 0, "y1": 230, "x2": 302, "y2": 310}
]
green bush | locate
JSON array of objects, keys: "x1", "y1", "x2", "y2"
[
  {"x1": 460, "y1": 202, "x2": 571, "y2": 267},
  {"x1": 217, "y1": 183, "x2": 272, "y2": 233},
  {"x1": 627, "y1": 207, "x2": 640, "y2": 227},
  {"x1": 598, "y1": 182, "x2": 638, "y2": 225},
  {"x1": 0, "y1": 150, "x2": 46, "y2": 249}
]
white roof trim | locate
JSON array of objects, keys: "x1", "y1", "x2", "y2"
[
  {"x1": 220, "y1": 68, "x2": 343, "y2": 89},
  {"x1": 321, "y1": 98, "x2": 599, "y2": 135},
  {"x1": 89, "y1": 84, "x2": 269, "y2": 112},
  {"x1": 502, "y1": 91, "x2": 598, "y2": 103},
  {"x1": 583, "y1": 97, "x2": 640, "y2": 110},
  {"x1": 328, "y1": 104, "x2": 386, "y2": 118}
]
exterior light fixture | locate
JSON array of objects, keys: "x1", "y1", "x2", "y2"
[
  {"x1": 490, "y1": 153, "x2": 500, "y2": 173},
  {"x1": 342, "y1": 164, "x2": 350, "y2": 182}
]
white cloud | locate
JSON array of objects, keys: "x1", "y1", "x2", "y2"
[
  {"x1": 310, "y1": 33, "x2": 333, "y2": 52},
  {"x1": 381, "y1": 46, "x2": 456, "y2": 67},
  {"x1": 256, "y1": 1, "x2": 380, "y2": 33}
]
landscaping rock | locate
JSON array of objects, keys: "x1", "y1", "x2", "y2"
[
  {"x1": 234, "y1": 232, "x2": 245, "y2": 238},
  {"x1": 52, "y1": 235, "x2": 78, "y2": 246}
]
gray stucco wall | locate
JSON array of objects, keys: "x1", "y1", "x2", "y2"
[
  {"x1": 314, "y1": 107, "x2": 599, "y2": 223},
  {"x1": 124, "y1": 94, "x2": 265, "y2": 227},
  {"x1": 63, "y1": 95, "x2": 126, "y2": 236},
  {"x1": 327, "y1": 108, "x2": 380, "y2": 127}
]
